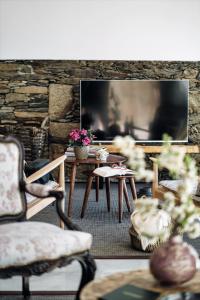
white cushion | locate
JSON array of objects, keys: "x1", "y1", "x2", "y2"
[
  {"x1": 26, "y1": 180, "x2": 59, "y2": 203},
  {"x1": 0, "y1": 143, "x2": 23, "y2": 216},
  {"x1": 159, "y1": 179, "x2": 198, "y2": 195},
  {"x1": 0, "y1": 222, "x2": 92, "y2": 268}
]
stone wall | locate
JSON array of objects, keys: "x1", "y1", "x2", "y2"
[{"x1": 0, "y1": 60, "x2": 199, "y2": 175}]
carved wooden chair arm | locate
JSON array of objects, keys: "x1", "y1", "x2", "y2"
[
  {"x1": 23, "y1": 182, "x2": 81, "y2": 231},
  {"x1": 49, "y1": 190, "x2": 81, "y2": 231}
]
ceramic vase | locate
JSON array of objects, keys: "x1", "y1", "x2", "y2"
[
  {"x1": 150, "y1": 235, "x2": 197, "y2": 285},
  {"x1": 74, "y1": 146, "x2": 89, "y2": 160}
]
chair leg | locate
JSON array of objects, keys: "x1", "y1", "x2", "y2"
[
  {"x1": 129, "y1": 177, "x2": 137, "y2": 200},
  {"x1": 76, "y1": 252, "x2": 96, "y2": 300},
  {"x1": 118, "y1": 178, "x2": 124, "y2": 223},
  {"x1": 81, "y1": 175, "x2": 93, "y2": 218},
  {"x1": 123, "y1": 180, "x2": 131, "y2": 212},
  {"x1": 95, "y1": 175, "x2": 99, "y2": 202},
  {"x1": 22, "y1": 276, "x2": 30, "y2": 300},
  {"x1": 105, "y1": 177, "x2": 111, "y2": 212}
]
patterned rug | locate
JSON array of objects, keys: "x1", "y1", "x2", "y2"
[
  {"x1": 0, "y1": 296, "x2": 74, "y2": 300},
  {"x1": 31, "y1": 183, "x2": 200, "y2": 258}
]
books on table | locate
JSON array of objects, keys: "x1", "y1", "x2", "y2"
[
  {"x1": 93, "y1": 166, "x2": 134, "y2": 177},
  {"x1": 99, "y1": 284, "x2": 159, "y2": 300},
  {"x1": 99, "y1": 283, "x2": 200, "y2": 300}
]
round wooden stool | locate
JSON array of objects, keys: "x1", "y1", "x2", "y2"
[{"x1": 81, "y1": 172, "x2": 137, "y2": 222}]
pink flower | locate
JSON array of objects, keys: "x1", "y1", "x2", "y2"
[
  {"x1": 82, "y1": 137, "x2": 91, "y2": 146},
  {"x1": 80, "y1": 129, "x2": 87, "y2": 136},
  {"x1": 69, "y1": 130, "x2": 80, "y2": 141}
]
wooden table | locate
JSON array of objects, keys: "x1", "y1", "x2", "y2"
[
  {"x1": 81, "y1": 269, "x2": 200, "y2": 300},
  {"x1": 66, "y1": 154, "x2": 126, "y2": 217}
]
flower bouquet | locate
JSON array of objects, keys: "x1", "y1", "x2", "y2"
[
  {"x1": 67, "y1": 128, "x2": 95, "y2": 159},
  {"x1": 114, "y1": 134, "x2": 200, "y2": 285}
]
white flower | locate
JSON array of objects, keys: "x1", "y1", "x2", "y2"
[
  {"x1": 188, "y1": 222, "x2": 200, "y2": 239},
  {"x1": 114, "y1": 135, "x2": 135, "y2": 150}
]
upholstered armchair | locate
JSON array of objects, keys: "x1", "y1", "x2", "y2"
[{"x1": 0, "y1": 136, "x2": 96, "y2": 300}]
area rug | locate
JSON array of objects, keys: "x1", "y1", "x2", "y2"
[
  {"x1": 0, "y1": 296, "x2": 74, "y2": 300},
  {"x1": 31, "y1": 183, "x2": 199, "y2": 258}
]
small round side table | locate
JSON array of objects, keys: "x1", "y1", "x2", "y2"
[
  {"x1": 66, "y1": 154, "x2": 126, "y2": 217},
  {"x1": 80, "y1": 269, "x2": 200, "y2": 300}
]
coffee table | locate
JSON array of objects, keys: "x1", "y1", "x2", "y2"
[
  {"x1": 66, "y1": 154, "x2": 126, "y2": 217},
  {"x1": 80, "y1": 269, "x2": 200, "y2": 300}
]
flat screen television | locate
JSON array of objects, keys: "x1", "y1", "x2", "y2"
[{"x1": 80, "y1": 80, "x2": 189, "y2": 143}]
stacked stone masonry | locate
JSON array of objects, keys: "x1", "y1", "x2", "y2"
[{"x1": 0, "y1": 61, "x2": 199, "y2": 177}]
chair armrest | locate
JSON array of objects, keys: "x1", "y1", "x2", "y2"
[
  {"x1": 25, "y1": 183, "x2": 53, "y2": 198},
  {"x1": 23, "y1": 182, "x2": 81, "y2": 231},
  {"x1": 26, "y1": 155, "x2": 66, "y2": 184},
  {"x1": 150, "y1": 157, "x2": 159, "y2": 197},
  {"x1": 49, "y1": 190, "x2": 81, "y2": 231}
]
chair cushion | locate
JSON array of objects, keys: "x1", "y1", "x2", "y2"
[
  {"x1": 0, "y1": 222, "x2": 92, "y2": 268},
  {"x1": 26, "y1": 180, "x2": 59, "y2": 203},
  {"x1": 159, "y1": 179, "x2": 198, "y2": 195}
]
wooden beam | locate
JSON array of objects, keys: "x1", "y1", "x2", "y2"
[{"x1": 104, "y1": 144, "x2": 200, "y2": 154}]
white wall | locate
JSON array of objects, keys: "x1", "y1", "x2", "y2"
[{"x1": 0, "y1": 0, "x2": 200, "y2": 60}]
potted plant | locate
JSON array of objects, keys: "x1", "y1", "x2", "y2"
[
  {"x1": 114, "y1": 134, "x2": 200, "y2": 285},
  {"x1": 67, "y1": 128, "x2": 95, "y2": 159}
]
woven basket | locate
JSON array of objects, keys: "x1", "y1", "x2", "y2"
[
  {"x1": 129, "y1": 225, "x2": 167, "y2": 253},
  {"x1": 32, "y1": 116, "x2": 49, "y2": 160}
]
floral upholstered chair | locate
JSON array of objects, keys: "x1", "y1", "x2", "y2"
[{"x1": 0, "y1": 136, "x2": 96, "y2": 300}]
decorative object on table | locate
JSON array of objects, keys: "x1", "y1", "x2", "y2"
[
  {"x1": 96, "y1": 148, "x2": 109, "y2": 161},
  {"x1": 99, "y1": 284, "x2": 160, "y2": 300},
  {"x1": 114, "y1": 134, "x2": 200, "y2": 285},
  {"x1": 67, "y1": 128, "x2": 95, "y2": 159}
]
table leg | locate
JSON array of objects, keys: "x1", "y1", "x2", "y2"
[
  {"x1": 81, "y1": 174, "x2": 94, "y2": 218},
  {"x1": 95, "y1": 176, "x2": 99, "y2": 202},
  {"x1": 95, "y1": 163, "x2": 100, "y2": 202},
  {"x1": 105, "y1": 177, "x2": 111, "y2": 212},
  {"x1": 67, "y1": 163, "x2": 77, "y2": 217},
  {"x1": 123, "y1": 180, "x2": 131, "y2": 212},
  {"x1": 129, "y1": 177, "x2": 137, "y2": 201},
  {"x1": 118, "y1": 177, "x2": 124, "y2": 223}
]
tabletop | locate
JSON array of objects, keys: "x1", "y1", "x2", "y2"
[
  {"x1": 65, "y1": 154, "x2": 126, "y2": 165},
  {"x1": 80, "y1": 269, "x2": 200, "y2": 300}
]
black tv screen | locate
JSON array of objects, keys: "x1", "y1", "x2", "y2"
[{"x1": 80, "y1": 80, "x2": 189, "y2": 142}]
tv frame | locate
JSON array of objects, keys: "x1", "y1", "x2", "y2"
[{"x1": 80, "y1": 79, "x2": 189, "y2": 144}]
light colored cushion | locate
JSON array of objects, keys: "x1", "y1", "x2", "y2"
[
  {"x1": 0, "y1": 143, "x2": 23, "y2": 216},
  {"x1": 0, "y1": 222, "x2": 92, "y2": 268},
  {"x1": 159, "y1": 179, "x2": 198, "y2": 195},
  {"x1": 26, "y1": 180, "x2": 59, "y2": 203}
]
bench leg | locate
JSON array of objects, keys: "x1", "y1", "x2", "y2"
[
  {"x1": 81, "y1": 175, "x2": 93, "y2": 218},
  {"x1": 59, "y1": 161, "x2": 65, "y2": 229}
]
